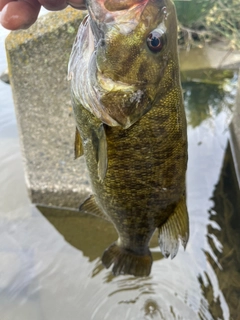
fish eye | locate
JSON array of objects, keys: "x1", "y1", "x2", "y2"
[{"x1": 147, "y1": 31, "x2": 166, "y2": 52}]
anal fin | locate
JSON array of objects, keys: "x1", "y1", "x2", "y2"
[
  {"x1": 79, "y1": 195, "x2": 110, "y2": 222},
  {"x1": 158, "y1": 195, "x2": 189, "y2": 259}
]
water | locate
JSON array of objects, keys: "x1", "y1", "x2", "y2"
[{"x1": 1, "y1": 19, "x2": 240, "y2": 320}]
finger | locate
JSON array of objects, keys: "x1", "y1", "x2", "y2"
[
  {"x1": 68, "y1": 0, "x2": 86, "y2": 10},
  {"x1": 38, "y1": 0, "x2": 67, "y2": 10},
  {"x1": 0, "y1": 0, "x2": 13, "y2": 11},
  {"x1": 0, "y1": 0, "x2": 41, "y2": 30}
]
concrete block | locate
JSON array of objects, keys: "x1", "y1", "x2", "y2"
[
  {"x1": 5, "y1": 8, "x2": 240, "y2": 210},
  {"x1": 179, "y1": 45, "x2": 240, "y2": 72},
  {"x1": 230, "y1": 69, "x2": 240, "y2": 188},
  {"x1": 5, "y1": 8, "x2": 91, "y2": 209}
]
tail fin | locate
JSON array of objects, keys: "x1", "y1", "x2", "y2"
[{"x1": 102, "y1": 243, "x2": 152, "y2": 277}]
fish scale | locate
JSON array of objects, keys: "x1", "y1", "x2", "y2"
[{"x1": 69, "y1": 0, "x2": 189, "y2": 276}]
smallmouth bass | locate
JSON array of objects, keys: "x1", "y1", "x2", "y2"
[{"x1": 68, "y1": 0, "x2": 189, "y2": 276}]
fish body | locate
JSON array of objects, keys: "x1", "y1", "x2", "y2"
[{"x1": 69, "y1": 0, "x2": 189, "y2": 276}]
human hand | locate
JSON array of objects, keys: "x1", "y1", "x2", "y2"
[{"x1": 0, "y1": 0, "x2": 86, "y2": 30}]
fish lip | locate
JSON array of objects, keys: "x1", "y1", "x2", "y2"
[
  {"x1": 87, "y1": 0, "x2": 115, "y2": 25},
  {"x1": 87, "y1": 0, "x2": 148, "y2": 38},
  {"x1": 96, "y1": 69, "x2": 136, "y2": 93}
]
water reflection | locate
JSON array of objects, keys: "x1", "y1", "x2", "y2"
[
  {"x1": 38, "y1": 206, "x2": 162, "y2": 263},
  {"x1": 203, "y1": 143, "x2": 240, "y2": 320},
  {"x1": 183, "y1": 71, "x2": 237, "y2": 128}
]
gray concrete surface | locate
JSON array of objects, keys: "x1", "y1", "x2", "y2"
[
  {"x1": 179, "y1": 45, "x2": 240, "y2": 72},
  {"x1": 230, "y1": 70, "x2": 240, "y2": 188},
  {"x1": 5, "y1": 8, "x2": 240, "y2": 209},
  {"x1": 6, "y1": 8, "x2": 91, "y2": 209}
]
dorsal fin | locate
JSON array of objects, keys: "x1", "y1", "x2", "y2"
[
  {"x1": 79, "y1": 195, "x2": 110, "y2": 221},
  {"x1": 74, "y1": 127, "x2": 84, "y2": 159}
]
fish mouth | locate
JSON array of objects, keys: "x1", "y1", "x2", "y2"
[
  {"x1": 96, "y1": 71, "x2": 136, "y2": 93},
  {"x1": 87, "y1": 0, "x2": 147, "y2": 22},
  {"x1": 87, "y1": 0, "x2": 148, "y2": 39}
]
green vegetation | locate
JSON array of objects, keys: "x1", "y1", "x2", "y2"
[
  {"x1": 174, "y1": 0, "x2": 215, "y2": 26},
  {"x1": 173, "y1": 0, "x2": 240, "y2": 50}
]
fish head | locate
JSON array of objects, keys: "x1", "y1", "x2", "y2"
[{"x1": 69, "y1": 0, "x2": 179, "y2": 128}]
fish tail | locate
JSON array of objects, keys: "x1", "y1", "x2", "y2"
[
  {"x1": 102, "y1": 243, "x2": 152, "y2": 277},
  {"x1": 158, "y1": 195, "x2": 189, "y2": 259}
]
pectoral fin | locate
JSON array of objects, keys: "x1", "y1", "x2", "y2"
[
  {"x1": 74, "y1": 127, "x2": 84, "y2": 159},
  {"x1": 158, "y1": 195, "x2": 189, "y2": 259},
  {"x1": 79, "y1": 195, "x2": 110, "y2": 221},
  {"x1": 90, "y1": 124, "x2": 108, "y2": 181},
  {"x1": 97, "y1": 124, "x2": 108, "y2": 182}
]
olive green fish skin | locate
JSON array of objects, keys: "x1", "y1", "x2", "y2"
[
  {"x1": 73, "y1": 84, "x2": 187, "y2": 246},
  {"x1": 71, "y1": 0, "x2": 188, "y2": 275}
]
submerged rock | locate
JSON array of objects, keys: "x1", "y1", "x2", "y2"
[{"x1": 0, "y1": 68, "x2": 9, "y2": 84}]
